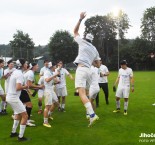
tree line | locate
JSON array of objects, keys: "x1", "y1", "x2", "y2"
[{"x1": 1, "y1": 6, "x2": 155, "y2": 70}]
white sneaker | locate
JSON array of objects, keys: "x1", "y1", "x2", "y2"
[
  {"x1": 29, "y1": 119, "x2": 35, "y2": 123},
  {"x1": 88, "y1": 114, "x2": 99, "y2": 127},
  {"x1": 152, "y1": 103, "x2": 155, "y2": 106},
  {"x1": 26, "y1": 122, "x2": 36, "y2": 127}
]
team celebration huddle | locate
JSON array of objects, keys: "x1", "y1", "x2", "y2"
[{"x1": 0, "y1": 12, "x2": 134, "y2": 142}]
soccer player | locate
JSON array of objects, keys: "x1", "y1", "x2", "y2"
[
  {"x1": 86, "y1": 61, "x2": 100, "y2": 119},
  {"x1": 37, "y1": 76, "x2": 44, "y2": 114},
  {"x1": 6, "y1": 59, "x2": 29, "y2": 141},
  {"x1": 38, "y1": 60, "x2": 49, "y2": 114},
  {"x1": 113, "y1": 60, "x2": 134, "y2": 115},
  {"x1": 43, "y1": 62, "x2": 60, "y2": 127},
  {"x1": 55, "y1": 60, "x2": 73, "y2": 112},
  {"x1": 96, "y1": 60, "x2": 110, "y2": 106},
  {"x1": 20, "y1": 62, "x2": 44, "y2": 126},
  {"x1": 74, "y1": 12, "x2": 101, "y2": 127},
  {"x1": 0, "y1": 59, "x2": 7, "y2": 114},
  {"x1": 4, "y1": 60, "x2": 16, "y2": 94}
]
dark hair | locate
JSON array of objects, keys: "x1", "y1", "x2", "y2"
[
  {"x1": 120, "y1": 60, "x2": 127, "y2": 65},
  {"x1": 85, "y1": 39, "x2": 92, "y2": 43},
  {"x1": 7, "y1": 59, "x2": 13, "y2": 65},
  {"x1": 19, "y1": 58, "x2": 26, "y2": 66},
  {"x1": 30, "y1": 62, "x2": 37, "y2": 69},
  {"x1": 52, "y1": 62, "x2": 56, "y2": 67},
  {"x1": 57, "y1": 60, "x2": 63, "y2": 64},
  {"x1": 0, "y1": 59, "x2": 4, "y2": 63},
  {"x1": 44, "y1": 60, "x2": 49, "y2": 63}
]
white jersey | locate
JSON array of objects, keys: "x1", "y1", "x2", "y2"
[
  {"x1": 91, "y1": 66, "x2": 99, "y2": 80},
  {"x1": 74, "y1": 35, "x2": 100, "y2": 68},
  {"x1": 4, "y1": 68, "x2": 16, "y2": 93},
  {"x1": 40, "y1": 66, "x2": 49, "y2": 76},
  {"x1": 44, "y1": 70, "x2": 54, "y2": 89},
  {"x1": 118, "y1": 67, "x2": 133, "y2": 87},
  {"x1": 24, "y1": 70, "x2": 35, "y2": 85},
  {"x1": 38, "y1": 76, "x2": 44, "y2": 90},
  {"x1": 0, "y1": 68, "x2": 4, "y2": 90},
  {"x1": 55, "y1": 68, "x2": 69, "y2": 88},
  {"x1": 6, "y1": 69, "x2": 24, "y2": 101},
  {"x1": 38, "y1": 76, "x2": 44, "y2": 85},
  {"x1": 98, "y1": 65, "x2": 109, "y2": 83}
]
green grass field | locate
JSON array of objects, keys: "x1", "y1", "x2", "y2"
[{"x1": 0, "y1": 71, "x2": 155, "y2": 145}]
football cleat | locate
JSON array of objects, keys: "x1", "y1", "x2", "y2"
[
  {"x1": 88, "y1": 115, "x2": 99, "y2": 127},
  {"x1": 43, "y1": 123, "x2": 51, "y2": 128},
  {"x1": 18, "y1": 136, "x2": 29, "y2": 142},
  {"x1": 113, "y1": 108, "x2": 120, "y2": 113},
  {"x1": 124, "y1": 110, "x2": 127, "y2": 115},
  {"x1": 10, "y1": 132, "x2": 18, "y2": 138},
  {"x1": 49, "y1": 116, "x2": 54, "y2": 120},
  {"x1": 26, "y1": 122, "x2": 36, "y2": 127}
]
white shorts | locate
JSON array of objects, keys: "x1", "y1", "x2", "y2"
[
  {"x1": 44, "y1": 89, "x2": 58, "y2": 105},
  {"x1": 56, "y1": 86, "x2": 67, "y2": 97},
  {"x1": 0, "y1": 88, "x2": 4, "y2": 96},
  {"x1": 89, "y1": 73, "x2": 100, "y2": 99},
  {"x1": 6, "y1": 98, "x2": 26, "y2": 114},
  {"x1": 38, "y1": 89, "x2": 44, "y2": 98},
  {"x1": 75, "y1": 67, "x2": 92, "y2": 90},
  {"x1": 44, "y1": 90, "x2": 53, "y2": 106},
  {"x1": 116, "y1": 86, "x2": 130, "y2": 98}
]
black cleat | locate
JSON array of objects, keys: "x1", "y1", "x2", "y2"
[
  {"x1": 61, "y1": 108, "x2": 66, "y2": 112},
  {"x1": 18, "y1": 136, "x2": 29, "y2": 142},
  {"x1": 10, "y1": 132, "x2": 19, "y2": 138}
]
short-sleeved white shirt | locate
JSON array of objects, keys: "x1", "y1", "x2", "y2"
[
  {"x1": 6, "y1": 69, "x2": 24, "y2": 101},
  {"x1": 40, "y1": 66, "x2": 49, "y2": 76},
  {"x1": 98, "y1": 65, "x2": 109, "y2": 83},
  {"x1": 55, "y1": 68, "x2": 69, "y2": 88},
  {"x1": 74, "y1": 35, "x2": 100, "y2": 68},
  {"x1": 38, "y1": 76, "x2": 44, "y2": 85},
  {"x1": 44, "y1": 70, "x2": 54, "y2": 89},
  {"x1": 24, "y1": 70, "x2": 34, "y2": 85},
  {"x1": 0, "y1": 68, "x2": 4, "y2": 90},
  {"x1": 4, "y1": 68, "x2": 16, "y2": 93},
  {"x1": 118, "y1": 67, "x2": 133, "y2": 87}
]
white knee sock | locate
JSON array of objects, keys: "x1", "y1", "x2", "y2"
[
  {"x1": 19, "y1": 125, "x2": 26, "y2": 138},
  {"x1": 62, "y1": 104, "x2": 65, "y2": 109},
  {"x1": 124, "y1": 101, "x2": 128, "y2": 111},
  {"x1": 116, "y1": 100, "x2": 120, "y2": 109},
  {"x1": 12, "y1": 120, "x2": 19, "y2": 133},
  {"x1": 44, "y1": 118, "x2": 48, "y2": 123},
  {"x1": 84, "y1": 102, "x2": 95, "y2": 116}
]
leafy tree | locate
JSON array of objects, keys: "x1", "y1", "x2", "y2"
[
  {"x1": 49, "y1": 30, "x2": 78, "y2": 64},
  {"x1": 84, "y1": 11, "x2": 130, "y2": 63},
  {"x1": 84, "y1": 15, "x2": 117, "y2": 62},
  {"x1": 9, "y1": 30, "x2": 35, "y2": 61},
  {"x1": 141, "y1": 6, "x2": 155, "y2": 48},
  {"x1": 108, "y1": 9, "x2": 131, "y2": 39}
]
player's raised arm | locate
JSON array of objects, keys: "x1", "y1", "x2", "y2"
[{"x1": 74, "y1": 12, "x2": 86, "y2": 37}]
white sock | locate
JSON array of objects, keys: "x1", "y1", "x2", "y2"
[
  {"x1": 19, "y1": 125, "x2": 26, "y2": 138},
  {"x1": 44, "y1": 118, "x2": 48, "y2": 123},
  {"x1": 48, "y1": 111, "x2": 52, "y2": 116},
  {"x1": 124, "y1": 101, "x2": 128, "y2": 111},
  {"x1": 116, "y1": 100, "x2": 120, "y2": 109},
  {"x1": 84, "y1": 102, "x2": 94, "y2": 116},
  {"x1": 1, "y1": 101, "x2": 5, "y2": 110},
  {"x1": 62, "y1": 104, "x2": 65, "y2": 109},
  {"x1": 12, "y1": 120, "x2": 19, "y2": 133}
]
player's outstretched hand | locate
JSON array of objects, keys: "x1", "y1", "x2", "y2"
[{"x1": 80, "y1": 12, "x2": 86, "y2": 20}]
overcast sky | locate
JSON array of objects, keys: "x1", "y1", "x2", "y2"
[{"x1": 0, "y1": 0, "x2": 154, "y2": 46}]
